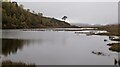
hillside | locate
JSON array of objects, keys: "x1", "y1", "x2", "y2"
[{"x1": 2, "y1": 2, "x2": 71, "y2": 29}]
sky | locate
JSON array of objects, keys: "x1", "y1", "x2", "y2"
[
  {"x1": 13, "y1": 0, "x2": 119, "y2": 2},
  {"x1": 15, "y1": 0, "x2": 119, "y2": 24}
]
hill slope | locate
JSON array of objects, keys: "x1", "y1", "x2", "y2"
[{"x1": 2, "y1": 2, "x2": 71, "y2": 29}]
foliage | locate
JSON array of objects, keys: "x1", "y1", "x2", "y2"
[{"x1": 62, "y1": 16, "x2": 67, "y2": 21}]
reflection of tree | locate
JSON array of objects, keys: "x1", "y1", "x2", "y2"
[{"x1": 2, "y1": 39, "x2": 27, "y2": 56}]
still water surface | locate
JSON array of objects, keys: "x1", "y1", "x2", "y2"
[{"x1": 2, "y1": 29, "x2": 118, "y2": 65}]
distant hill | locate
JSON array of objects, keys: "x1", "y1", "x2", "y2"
[
  {"x1": 71, "y1": 23, "x2": 91, "y2": 27},
  {"x1": 71, "y1": 23, "x2": 108, "y2": 27},
  {"x1": 2, "y1": 2, "x2": 71, "y2": 29}
]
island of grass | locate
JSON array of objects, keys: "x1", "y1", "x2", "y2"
[
  {"x1": 107, "y1": 43, "x2": 120, "y2": 52},
  {"x1": 96, "y1": 24, "x2": 120, "y2": 36}
]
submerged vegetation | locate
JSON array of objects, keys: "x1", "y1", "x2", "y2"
[
  {"x1": 2, "y1": 2, "x2": 71, "y2": 29},
  {"x1": 92, "y1": 51, "x2": 110, "y2": 56}
]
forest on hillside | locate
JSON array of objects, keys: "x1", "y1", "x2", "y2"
[{"x1": 2, "y1": 2, "x2": 72, "y2": 29}]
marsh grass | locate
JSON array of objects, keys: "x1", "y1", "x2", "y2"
[
  {"x1": 2, "y1": 60, "x2": 36, "y2": 67},
  {"x1": 97, "y1": 24, "x2": 120, "y2": 36},
  {"x1": 107, "y1": 43, "x2": 120, "y2": 52}
]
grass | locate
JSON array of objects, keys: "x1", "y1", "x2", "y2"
[
  {"x1": 95, "y1": 33, "x2": 109, "y2": 36},
  {"x1": 2, "y1": 60, "x2": 36, "y2": 67},
  {"x1": 110, "y1": 38, "x2": 120, "y2": 41},
  {"x1": 97, "y1": 24, "x2": 120, "y2": 36},
  {"x1": 107, "y1": 43, "x2": 120, "y2": 52},
  {"x1": 107, "y1": 43, "x2": 120, "y2": 46}
]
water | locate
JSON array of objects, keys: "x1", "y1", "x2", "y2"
[{"x1": 1, "y1": 29, "x2": 118, "y2": 65}]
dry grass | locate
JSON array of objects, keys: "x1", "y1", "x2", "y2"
[
  {"x1": 107, "y1": 43, "x2": 120, "y2": 52},
  {"x1": 97, "y1": 24, "x2": 120, "y2": 36},
  {"x1": 2, "y1": 60, "x2": 36, "y2": 67}
]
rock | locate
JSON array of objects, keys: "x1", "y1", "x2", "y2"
[{"x1": 104, "y1": 39, "x2": 107, "y2": 41}]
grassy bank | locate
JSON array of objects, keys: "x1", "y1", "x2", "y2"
[
  {"x1": 107, "y1": 43, "x2": 120, "y2": 52},
  {"x1": 2, "y1": 60, "x2": 36, "y2": 67},
  {"x1": 97, "y1": 24, "x2": 120, "y2": 36}
]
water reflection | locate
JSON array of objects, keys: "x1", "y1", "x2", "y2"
[
  {"x1": 2, "y1": 30, "x2": 118, "y2": 65},
  {"x1": 2, "y1": 39, "x2": 28, "y2": 56},
  {"x1": 107, "y1": 36, "x2": 120, "y2": 65},
  {"x1": 119, "y1": 53, "x2": 120, "y2": 66},
  {"x1": 113, "y1": 58, "x2": 120, "y2": 66}
]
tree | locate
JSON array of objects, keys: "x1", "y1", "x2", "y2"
[
  {"x1": 38, "y1": 12, "x2": 43, "y2": 23},
  {"x1": 19, "y1": 4, "x2": 24, "y2": 8},
  {"x1": 32, "y1": 10, "x2": 35, "y2": 14},
  {"x1": 62, "y1": 16, "x2": 67, "y2": 21},
  {"x1": 12, "y1": 1, "x2": 18, "y2": 7},
  {"x1": 38, "y1": 12, "x2": 43, "y2": 17},
  {"x1": 27, "y1": 9, "x2": 30, "y2": 12}
]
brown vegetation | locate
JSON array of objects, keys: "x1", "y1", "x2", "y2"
[
  {"x1": 2, "y1": 60, "x2": 36, "y2": 67},
  {"x1": 97, "y1": 24, "x2": 120, "y2": 36}
]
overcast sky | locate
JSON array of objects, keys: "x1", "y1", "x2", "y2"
[
  {"x1": 14, "y1": 0, "x2": 119, "y2": 2},
  {"x1": 17, "y1": 1, "x2": 118, "y2": 24}
]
